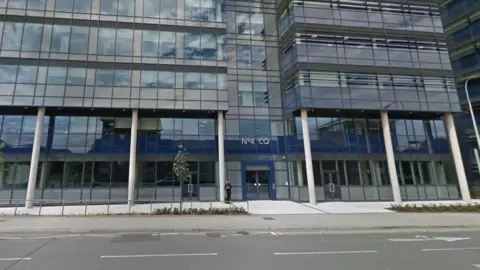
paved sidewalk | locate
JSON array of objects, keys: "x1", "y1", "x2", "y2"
[{"x1": 0, "y1": 213, "x2": 479, "y2": 233}]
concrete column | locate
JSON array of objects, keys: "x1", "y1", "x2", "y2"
[
  {"x1": 218, "y1": 111, "x2": 225, "y2": 202},
  {"x1": 127, "y1": 109, "x2": 139, "y2": 205},
  {"x1": 380, "y1": 111, "x2": 402, "y2": 203},
  {"x1": 444, "y1": 112, "x2": 471, "y2": 201},
  {"x1": 300, "y1": 109, "x2": 316, "y2": 204},
  {"x1": 25, "y1": 107, "x2": 46, "y2": 209}
]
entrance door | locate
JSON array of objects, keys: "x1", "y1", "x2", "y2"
[
  {"x1": 182, "y1": 172, "x2": 199, "y2": 201},
  {"x1": 246, "y1": 170, "x2": 270, "y2": 200},
  {"x1": 323, "y1": 171, "x2": 341, "y2": 200}
]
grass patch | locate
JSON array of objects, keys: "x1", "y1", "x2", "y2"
[{"x1": 390, "y1": 203, "x2": 480, "y2": 213}]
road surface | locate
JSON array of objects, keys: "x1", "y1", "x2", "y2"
[{"x1": 1, "y1": 229, "x2": 479, "y2": 270}]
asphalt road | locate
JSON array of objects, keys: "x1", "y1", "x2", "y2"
[{"x1": 1, "y1": 230, "x2": 480, "y2": 270}]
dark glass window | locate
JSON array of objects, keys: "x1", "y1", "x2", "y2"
[
  {"x1": 47, "y1": 67, "x2": 67, "y2": 85},
  {"x1": 239, "y1": 120, "x2": 271, "y2": 136}
]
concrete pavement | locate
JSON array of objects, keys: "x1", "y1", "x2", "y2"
[
  {"x1": 1, "y1": 213, "x2": 480, "y2": 234},
  {"x1": 1, "y1": 230, "x2": 480, "y2": 270}
]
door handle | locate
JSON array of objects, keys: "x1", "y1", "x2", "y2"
[{"x1": 329, "y1": 183, "x2": 336, "y2": 193}]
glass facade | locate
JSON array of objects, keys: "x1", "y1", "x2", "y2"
[
  {"x1": 0, "y1": 0, "x2": 468, "y2": 205},
  {"x1": 440, "y1": 0, "x2": 480, "y2": 185}
]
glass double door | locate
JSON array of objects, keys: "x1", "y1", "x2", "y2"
[
  {"x1": 246, "y1": 170, "x2": 270, "y2": 200},
  {"x1": 323, "y1": 171, "x2": 341, "y2": 200}
]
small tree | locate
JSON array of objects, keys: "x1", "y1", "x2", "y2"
[{"x1": 172, "y1": 146, "x2": 192, "y2": 191}]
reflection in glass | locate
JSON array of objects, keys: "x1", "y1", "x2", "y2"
[
  {"x1": 98, "y1": 28, "x2": 116, "y2": 55},
  {"x1": 56, "y1": 0, "x2": 92, "y2": 13},
  {"x1": 184, "y1": 33, "x2": 219, "y2": 60},
  {"x1": 185, "y1": 0, "x2": 223, "y2": 22},
  {"x1": 0, "y1": 65, "x2": 18, "y2": 83},
  {"x1": 143, "y1": 0, "x2": 176, "y2": 18},
  {"x1": 236, "y1": 12, "x2": 264, "y2": 34},
  {"x1": 21, "y1": 24, "x2": 43, "y2": 52},
  {"x1": 2, "y1": 23, "x2": 24, "y2": 51}
]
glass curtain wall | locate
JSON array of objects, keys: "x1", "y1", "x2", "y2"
[{"x1": 288, "y1": 117, "x2": 459, "y2": 201}]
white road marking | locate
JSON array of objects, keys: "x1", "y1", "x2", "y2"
[
  {"x1": 0, "y1": 257, "x2": 32, "y2": 261},
  {"x1": 274, "y1": 250, "x2": 378, "y2": 256},
  {"x1": 27, "y1": 234, "x2": 82, "y2": 240},
  {"x1": 249, "y1": 232, "x2": 269, "y2": 235},
  {"x1": 473, "y1": 264, "x2": 480, "y2": 268},
  {"x1": 422, "y1": 247, "x2": 480, "y2": 252},
  {"x1": 389, "y1": 235, "x2": 471, "y2": 243},
  {"x1": 101, "y1": 253, "x2": 218, "y2": 259},
  {"x1": 270, "y1": 232, "x2": 279, "y2": 235},
  {"x1": 0, "y1": 237, "x2": 22, "y2": 240},
  {"x1": 152, "y1": 233, "x2": 180, "y2": 236}
]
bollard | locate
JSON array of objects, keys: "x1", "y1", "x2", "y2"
[
  {"x1": 128, "y1": 202, "x2": 131, "y2": 215},
  {"x1": 84, "y1": 200, "x2": 89, "y2": 216},
  {"x1": 38, "y1": 200, "x2": 43, "y2": 216},
  {"x1": 14, "y1": 200, "x2": 18, "y2": 216},
  {"x1": 107, "y1": 199, "x2": 110, "y2": 215}
]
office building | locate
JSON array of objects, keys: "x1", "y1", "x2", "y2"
[
  {"x1": 0, "y1": 0, "x2": 471, "y2": 207},
  {"x1": 440, "y1": 0, "x2": 480, "y2": 187}
]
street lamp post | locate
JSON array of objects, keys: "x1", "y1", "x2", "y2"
[{"x1": 464, "y1": 76, "x2": 480, "y2": 174}]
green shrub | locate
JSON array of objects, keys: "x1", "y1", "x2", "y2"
[
  {"x1": 151, "y1": 207, "x2": 248, "y2": 215},
  {"x1": 390, "y1": 203, "x2": 480, "y2": 213}
]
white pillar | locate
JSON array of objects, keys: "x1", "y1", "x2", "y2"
[
  {"x1": 127, "y1": 109, "x2": 139, "y2": 205},
  {"x1": 25, "y1": 107, "x2": 46, "y2": 209},
  {"x1": 380, "y1": 111, "x2": 402, "y2": 203},
  {"x1": 300, "y1": 109, "x2": 316, "y2": 204},
  {"x1": 444, "y1": 112, "x2": 471, "y2": 201},
  {"x1": 218, "y1": 111, "x2": 225, "y2": 201}
]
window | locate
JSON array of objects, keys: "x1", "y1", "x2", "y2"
[
  {"x1": 184, "y1": 73, "x2": 201, "y2": 89},
  {"x1": 21, "y1": 24, "x2": 43, "y2": 51},
  {"x1": 70, "y1": 26, "x2": 89, "y2": 53},
  {"x1": 0, "y1": 65, "x2": 18, "y2": 83},
  {"x1": 114, "y1": 70, "x2": 131, "y2": 86},
  {"x1": 115, "y1": 29, "x2": 133, "y2": 56},
  {"x1": 95, "y1": 69, "x2": 114, "y2": 86},
  {"x1": 239, "y1": 82, "x2": 268, "y2": 107},
  {"x1": 47, "y1": 67, "x2": 67, "y2": 85},
  {"x1": 143, "y1": 0, "x2": 176, "y2": 18},
  {"x1": 142, "y1": 30, "x2": 159, "y2": 57},
  {"x1": 239, "y1": 120, "x2": 271, "y2": 136},
  {"x1": 98, "y1": 28, "x2": 116, "y2": 55},
  {"x1": 51, "y1": 25, "x2": 71, "y2": 53},
  {"x1": 2, "y1": 23, "x2": 24, "y2": 51},
  {"x1": 141, "y1": 71, "x2": 174, "y2": 88},
  {"x1": 184, "y1": 34, "x2": 218, "y2": 60},
  {"x1": 55, "y1": 0, "x2": 89, "y2": 12},
  {"x1": 67, "y1": 68, "x2": 86, "y2": 85},
  {"x1": 185, "y1": 0, "x2": 221, "y2": 21},
  {"x1": 236, "y1": 12, "x2": 264, "y2": 35},
  {"x1": 17, "y1": 66, "x2": 38, "y2": 84},
  {"x1": 159, "y1": 32, "x2": 176, "y2": 58},
  {"x1": 28, "y1": 0, "x2": 46, "y2": 10},
  {"x1": 7, "y1": 0, "x2": 26, "y2": 9},
  {"x1": 238, "y1": 82, "x2": 253, "y2": 106},
  {"x1": 237, "y1": 45, "x2": 265, "y2": 69}
]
